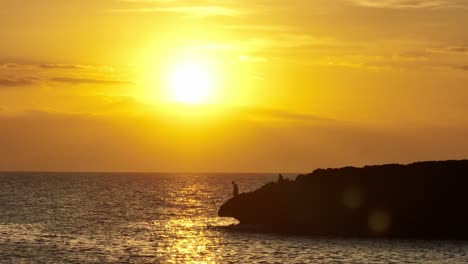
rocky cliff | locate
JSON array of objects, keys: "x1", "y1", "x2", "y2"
[{"x1": 219, "y1": 160, "x2": 468, "y2": 239}]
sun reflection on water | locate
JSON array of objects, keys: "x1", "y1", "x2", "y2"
[{"x1": 160, "y1": 218, "x2": 219, "y2": 264}]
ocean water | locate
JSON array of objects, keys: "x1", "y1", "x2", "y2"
[{"x1": 0, "y1": 172, "x2": 467, "y2": 263}]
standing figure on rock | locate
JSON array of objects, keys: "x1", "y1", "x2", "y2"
[
  {"x1": 278, "y1": 174, "x2": 285, "y2": 183},
  {"x1": 232, "y1": 181, "x2": 239, "y2": 197}
]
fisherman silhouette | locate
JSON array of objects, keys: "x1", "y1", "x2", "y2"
[
  {"x1": 232, "y1": 181, "x2": 239, "y2": 197},
  {"x1": 278, "y1": 174, "x2": 285, "y2": 183}
]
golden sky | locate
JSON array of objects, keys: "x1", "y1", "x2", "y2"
[{"x1": 1, "y1": 0, "x2": 468, "y2": 172}]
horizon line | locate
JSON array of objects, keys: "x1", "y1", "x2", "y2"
[
  {"x1": 0, "y1": 170, "x2": 303, "y2": 175},
  {"x1": 1, "y1": 159, "x2": 466, "y2": 175}
]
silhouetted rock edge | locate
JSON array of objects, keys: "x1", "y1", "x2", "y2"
[{"x1": 218, "y1": 160, "x2": 468, "y2": 239}]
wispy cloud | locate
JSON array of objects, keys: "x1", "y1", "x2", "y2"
[
  {"x1": 350, "y1": 0, "x2": 465, "y2": 9},
  {"x1": 0, "y1": 78, "x2": 34, "y2": 87},
  {"x1": 40, "y1": 64, "x2": 87, "y2": 70},
  {"x1": 110, "y1": 6, "x2": 242, "y2": 17},
  {"x1": 118, "y1": 0, "x2": 179, "y2": 3},
  {"x1": 0, "y1": 63, "x2": 21, "y2": 69},
  {"x1": 220, "y1": 24, "x2": 293, "y2": 33},
  {"x1": 454, "y1": 65, "x2": 468, "y2": 71},
  {"x1": 0, "y1": 60, "x2": 127, "y2": 88},
  {"x1": 428, "y1": 45, "x2": 468, "y2": 55},
  {"x1": 51, "y1": 77, "x2": 132, "y2": 85},
  {"x1": 233, "y1": 107, "x2": 333, "y2": 123},
  {"x1": 38, "y1": 63, "x2": 116, "y2": 72}
]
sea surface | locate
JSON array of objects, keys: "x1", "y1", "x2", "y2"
[{"x1": 0, "y1": 172, "x2": 467, "y2": 263}]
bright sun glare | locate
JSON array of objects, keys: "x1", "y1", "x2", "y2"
[{"x1": 169, "y1": 62, "x2": 213, "y2": 104}]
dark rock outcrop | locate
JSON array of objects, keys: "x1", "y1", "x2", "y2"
[{"x1": 218, "y1": 160, "x2": 468, "y2": 239}]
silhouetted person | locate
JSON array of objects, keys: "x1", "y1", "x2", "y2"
[
  {"x1": 232, "y1": 181, "x2": 239, "y2": 197},
  {"x1": 278, "y1": 174, "x2": 285, "y2": 183}
]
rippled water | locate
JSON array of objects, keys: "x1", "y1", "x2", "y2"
[{"x1": 0, "y1": 172, "x2": 467, "y2": 263}]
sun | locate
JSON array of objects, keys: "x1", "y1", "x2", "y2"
[{"x1": 168, "y1": 61, "x2": 213, "y2": 104}]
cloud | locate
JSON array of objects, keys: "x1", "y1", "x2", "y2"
[
  {"x1": 428, "y1": 46, "x2": 468, "y2": 55},
  {"x1": 0, "y1": 63, "x2": 21, "y2": 69},
  {"x1": 112, "y1": 0, "x2": 244, "y2": 17},
  {"x1": 50, "y1": 77, "x2": 132, "y2": 85},
  {"x1": 220, "y1": 24, "x2": 293, "y2": 33},
  {"x1": 111, "y1": 6, "x2": 242, "y2": 17},
  {"x1": 448, "y1": 47, "x2": 468, "y2": 53},
  {"x1": 455, "y1": 65, "x2": 468, "y2": 71},
  {"x1": 0, "y1": 78, "x2": 34, "y2": 87},
  {"x1": 39, "y1": 64, "x2": 116, "y2": 73},
  {"x1": 233, "y1": 107, "x2": 333, "y2": 123},
  {"x1": 0, "y1": 61, "x2": 130, "y2": 91},
  {"x1": 350, "y1": 0, "x2": 465, "y2": 9},
  {"x1": 39, "y1": 64, "x2": 87, "y2": 70},
  {"x1": 118, "y1": 0, "x2": 180, "y2": 2}
]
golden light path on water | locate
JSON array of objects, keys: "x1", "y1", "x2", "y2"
[
  {"x1": 152, "y1": 181, "x2": 237, "y2": 264},
  {"x1": 155, "y1": 181, "x2": 234, "y2": 264},
  {"x1": 162, "y1": 219, "x2": 218, "y2": 264}
]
